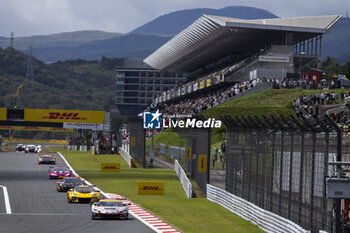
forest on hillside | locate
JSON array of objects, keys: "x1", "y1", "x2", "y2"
[{"x1": 0, "y1": 47, "x2": 124, "y2": 111}]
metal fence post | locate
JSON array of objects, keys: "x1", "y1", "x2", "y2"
[
  {"x1": 288, "y1": 132, "x2": 294, "y2": 219},
  {"x1": 270, "y1": 132, "x2": 276, "y2": 212},
  {"x1": 262, "y1": 130, "x2": 267, "y2": 209},
  {"x1": 248, "y1": 133, "x2": 252, "y2": 202},
  {"x1": 323, "y1": 131, "x2": 329, "y2": 230},
  {"x1": 255, "y1": 130, "x2": 260, "y2": 205},
  {"x1": 298, "y1": 133, "x2": 305, "y2": 225},
  {"x1": 279, "y1": 131, "x2": 284, "y2": 216},
  {"x1": 242, "y1": 132, "x2": 246, "y2": 198},
  {"x1": 310, "y1": 132, "x2": 316, "y2": 231}
]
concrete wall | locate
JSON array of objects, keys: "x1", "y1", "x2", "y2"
[{"x1": 227, "y1": 45, "x2": 295, "y2": 82}]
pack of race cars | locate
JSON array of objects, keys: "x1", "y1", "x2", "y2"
[
  {"x1": 45, "y1": 157, "x2": 130, "y2": 220},
  {"x1": 20, "y1": 146, "x2": 130, "y2": 220},
  {"x1": 16, "y1": 144, "x2": 41, "y2": 153}
]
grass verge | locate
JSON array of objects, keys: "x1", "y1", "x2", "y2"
[{"x1": 57, "y1": 148, "x2": 264, "y2": 233}]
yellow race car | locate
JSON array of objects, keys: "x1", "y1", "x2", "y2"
[{"x1": 67, "y1": 185, "x2": 100, "y2": 203}]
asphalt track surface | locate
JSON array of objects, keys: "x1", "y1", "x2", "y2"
[{"x1": 0, "y1": 151, "x2": 155, "y2": 233}]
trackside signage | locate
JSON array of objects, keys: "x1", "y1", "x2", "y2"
[
  {"x1": 24, "y1": 109, "x2": 105, "y2": 123},
  {"x1": 0, "y1": 108, "x2": 7, "y2": 121},
  {"x1": 143, "y1": 110, "x2": 221, "y2": 129},
  {"x1": 101, "y1": 163, "x2": 120, "y2": 172},
  {"x1": 0, "y1": 125, "x2": 74, "y2": 132},
  {"x1": 137, "y1": 181, "x2": 165, "y2": 195}
]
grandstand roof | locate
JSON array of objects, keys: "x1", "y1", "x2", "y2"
[{"x1": 144, "y1": 14, "x2": 341, "y2": 72}]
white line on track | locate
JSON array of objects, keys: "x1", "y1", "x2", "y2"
[
  {"x1": 0, "y1": 185, "x2": 12, "y2": 214},
  {"x1": 0, "y1": 213, "x2": 82, "y2": 216}
]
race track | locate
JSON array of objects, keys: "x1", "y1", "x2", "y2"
[{"x1": 0, "y1": 151, "x2": 154, "y2": 233}]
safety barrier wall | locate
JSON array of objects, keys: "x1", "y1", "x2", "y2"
[
  {"x1": 120, "y1": 147, "x2": 133, "y2": 168},
  {"x1": 165, "y1": 145, "x2": 186, "y2": 159},
  {"x1": 168, "y1": 146, "x2": 180, "y2": 159},
  {"x1": 207, "y1": 184, "x2": 310, "y2": 233},
  {"x1": 79, "y1": 145, "x2": 87, "y2": 152},
  {"x1": 175, "y1": 159, "x2": 192, "y2": 198},
  {"x1": 159, "y1": 143, "x2": 167, "y2": 155}
]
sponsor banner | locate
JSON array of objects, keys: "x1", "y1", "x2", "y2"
[
  {"x1": 63, "y1": 123, "x2": 104, "y2": 130},
  {"x1": 198, "y1": 155, "x2": 207, "y2": 172},
  {"x1": 216, "y1": 74, "x2": 221, "y2": 84},
  {"x1": 258, "y1": 55, "x2": 289, "y2": 63},
  {"x1": 206, "y1": 79, "x2": 211, "y2": 87},
  {"x1": 193, "y1": 83, "x2": 198, "y2": 92},
  {"x1": 130, "y1": 137, "x2": 136, "y2": 147},
  {"x1": 137, "y1": 181, "x2": 165, "y2": 195},
  {"x1": 199, "y1": 81, "x2": 204, "y2": 89},
  {"x1": 309, "y1": 68, "x2": 321, "y2": 84},
  {"x1": 101, "y1": 163, "x2": 120, "y2": 172},
  {"x1": 186, "y1": 147, "x2": 191, "y2": 160},
  {"x1": 24, "y1": 109, "x2": 105, "y2": 123},
  {"x1": 176, "y1": 88, "x2": 181, "y2": 96},
  {"x1": 187, "y1": 84, "x2": 192, "y2": 93},
  {"x1": 0, "y1": 125, "x2": 74, "y2": 132},
  {"x1": 181, "y1": 87, "x2": 186, "y2": 95},
  {"x1": 0, "y1": 108, "x2": 6, "y2": 121}
]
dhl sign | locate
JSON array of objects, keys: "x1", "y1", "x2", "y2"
[
  {"x1": 0, "y1": 125, "x2": 73, "y2": 132},
  {"x1": 198, "y1": 155, "x2": 207, "y2": 172},
  {"x1": 137, "y1": 181, "x2": 165, "y2": 195},
  {"x1": 24, "y1": 109, "x2": 105, "y2": 123},
  {"x1": 101, "y1": 163, "x2": 120, "y2": 172},
  {"x1": 0, "y1": 108, "x2": 6, "y2": 121}
]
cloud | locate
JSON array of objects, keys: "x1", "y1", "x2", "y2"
[{"x1": 0, "y1": 0, "x2": 348, "y2": 37}]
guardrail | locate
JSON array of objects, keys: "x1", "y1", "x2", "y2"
[
  {"x1": 120, "y1": 147, "x2": 133, "y2": 168},
  {"x1": 175, "y1": 159, "x2": 192, "y2": 198},
  {"x1": 206, "y1": 184, "x2": 310, "y2": 233}
]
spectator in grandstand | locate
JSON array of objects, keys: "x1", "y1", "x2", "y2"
[
  {"x1": 293, "y1": 92, "x2": 341, "y2": 119},
  {"x1": 160, "y1": 78, "x2": 269, "y2": 119}
]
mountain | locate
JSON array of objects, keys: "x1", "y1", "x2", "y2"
[
  {"x1": 0, "y1": 31, "x2": 122, "y2": 50},
  {"x1": 21, "y1": 34, "x2": 172, "y2": 62},
  {"x1": 0, "y1": 6, "x2": 348, "y2": 63},
  {"x1": 131, "y1": 6, "x2": 278, "y2": 35},
  {"x1": 0, "y1": 6, "x2": 278, "y2": 62}
]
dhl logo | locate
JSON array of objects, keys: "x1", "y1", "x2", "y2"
[
  {"x1": 137, "y1": 181, "x2": 165, "y2": 195},
  {"x1": 43, "y1": 112, "x2": 86, "y2": 120},
  {"x1": 101, "y1": 163, "x2": 120, "y2": 172},
  {"x1": 142, "y1": 186, "x2": 162, "y2": 191}
]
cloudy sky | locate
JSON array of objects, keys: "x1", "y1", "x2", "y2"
[{"x1": 0, "y1": 0, "x2": 349, "y2": 37}]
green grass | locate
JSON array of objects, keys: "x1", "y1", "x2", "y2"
[
  {"x1": 59, "y1": 149, "x2": 264, "y2": 233},
  {"x1": 200, "y1": 88, "x2": 347, "y2": 119},
  {"x1": 51, "y1": 148, "x2": 130, "y2": 170}
]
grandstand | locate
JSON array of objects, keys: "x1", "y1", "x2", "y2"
[{"x1": 144, "y1": 14, "x2": 341, "y2": 106}]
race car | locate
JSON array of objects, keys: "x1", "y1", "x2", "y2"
[
  {"x1": 57, "y1": 176, "x2": 84, "y2": 192},
  {"x1": 48, "y1": 166, "x2": 72, "y2": 179},
  {"x1": 91, "y1": 199, "x2": 130, "y2": 220},
  {"x1": 16, "y1": 144, "x2": 26, "y2": 152},
  {"x1": 67, "y1": 185, "x2": 100, "y2": 203},
  {"x1": 25, "y1": 145, "x2": 41, "y2": 153},
  {"x1": 38, "y1": 154, "x2": 56, "y2": 164}
]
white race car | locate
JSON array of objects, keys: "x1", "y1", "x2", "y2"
[
  {"x1": 25, "y1": 145, "x2": 41, "y2": 153},
  {"x1": 91, "y1": 199, "x2": 130, "y2": 220}
]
